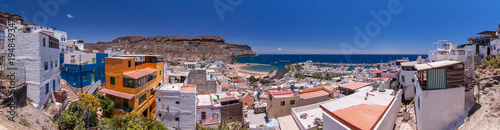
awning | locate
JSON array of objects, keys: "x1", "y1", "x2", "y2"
[
  {"x1": 124, "y1": 68, "x2": 157, "y2": 79},
  {"x1": 415, "y1": 60, "x2": 462, "y2": 71},
  {"x1": 100, "y1": 88, "x2": 135, "y2": 99}
]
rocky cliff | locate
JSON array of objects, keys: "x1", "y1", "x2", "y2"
[
  {"x1": 0, "y1": 12, "x2": 33, "y2": 25},
  {"x1": 85, "y1": 35, "x2": 257, "y2": 60}
]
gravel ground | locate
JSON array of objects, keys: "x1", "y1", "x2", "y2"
[{"x1": 0, "y1": 105, "x2": 56, "y2": 130}]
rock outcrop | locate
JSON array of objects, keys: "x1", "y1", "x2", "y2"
[
  {"x1": 85, "y1": 35, "x2": 257, "y2": 60},
  {"x1": 0, "y1": 12, "x2": 33, "y2": 25}
]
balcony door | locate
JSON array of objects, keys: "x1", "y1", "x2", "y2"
[{"x1": 91, "y1": 72, "x2": 95, "y2": 84}]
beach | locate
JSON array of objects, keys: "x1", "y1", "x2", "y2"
[{"x1": 229, "y1": 63, "x2": 277, "y2": 79}]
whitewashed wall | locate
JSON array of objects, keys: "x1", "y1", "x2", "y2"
[
  {"x1": 374, "y1": 90, "x2": 402, "y2": 130},
  {"x1": 415, "y1": 80, "x2": 466, "y2": 130},
  {"x1": 322, "y1": 111, "x2": 349, "y2": 130},
  {"x1": 14, "y1": 33, "x2": 60, "y2": 109}
]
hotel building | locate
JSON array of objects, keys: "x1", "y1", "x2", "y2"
[{"x1": 99, "y1": 55, "x2": 164, "y2": 118}]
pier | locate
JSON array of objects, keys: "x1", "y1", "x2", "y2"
[{"x1": 311, "y1": 62, "x2": 378, "y2": 67}]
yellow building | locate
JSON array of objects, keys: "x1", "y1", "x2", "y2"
[{"x1": 99, "y1": 55, "x2": 164, "y2": 118}]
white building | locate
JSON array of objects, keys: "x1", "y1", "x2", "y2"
[
  {"x1": 156, "y1": 83, "x2": 197, "y2": 130},
  {"x1": 413, "y1": 60, "x2": 475, "y2": 130},
  {"x1": 291, "y1": 99, "x2": 336, "y2": 130},
  {"x1": 429, "y1": 41, "x2": 474, "y2": 63},
  {"x1": 320, "y1": 85, "x2": 401, "y2": 130},
  {"x1": 400, "y1": 61, "x2": 419, "y2": 100},
  {"x1": 196, "y1": 93, "x2": 222, "y2": 128},
  {"x1": 6, "y1": 25, "x2": 61, "y2": 109}
]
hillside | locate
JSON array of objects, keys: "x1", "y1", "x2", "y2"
[
  {"x1": 85, "y1": 35, "x2": 257, "y2": 60},
  {"x1": 0, "y1": 12, "x2": 33, "y2": 25}
]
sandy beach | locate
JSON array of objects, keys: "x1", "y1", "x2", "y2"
[{"x1": 229, "y1": 63, "x2": 277, "y2": 79}]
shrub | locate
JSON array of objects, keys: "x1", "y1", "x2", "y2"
[
  {"x1": 78, "y1": 94, "x2": 101, "y2": 113},
  {"x1": 99, "y1": 96, "x2": 115, "y2": 116}
]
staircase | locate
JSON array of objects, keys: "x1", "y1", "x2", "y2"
[{"x1": 60, "y1": 79, "x2": 79, "y2": 107}]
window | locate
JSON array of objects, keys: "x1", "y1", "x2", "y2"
[
  {"x1": 175, "y1": 117, "x2": 179, "y2": 121},
  {"x1": 51, "y1": 61, "x2": 53, "y2": 68},
  {"x1": 280, "y1": 101, "x2": 285, "y2": 106},
  {"x1": 83, "y1": 74, "x2": 87, "y2": 81},
  {"x1": 418, "y1": 97, "x2": 420, "y2": 110},
  {"x1": 110, "y1": 77, "x2": 115, "y2": 85},
  {"x1": 53, "y1": 80, "x2": 56, "y2": 91},
  {"x1": 44, "y1": 62, "x2": 48, "y2": 70},
  {"x1": 101, "y1": 70, "x2": 104, "y2": 76},
  {"x1": 92, "y1": 58, "x2": 96, "y2": 64},
  {"x1": 55, "y1": 60, "x2": 58, "y2": 67},
  {"x1": 43, "y1": 38, "x2": 46, "y2": 47},
  {"x1": 402, "y1": 76, "x2": 405, "y2": 83},
  {"x1": 138, "y1": 94, "x2": 146, "y2": 105},
  {"x1": 201, "y1": 112, "x2": 206, "y2": 120},
  {"x1": 159, "y1": 113, "x2": 162, "y2": 117},
  {"x1": 160, "y1": 70, "x2": 162, "y2": 75},
  {"x1": 123, "y1": 78, "x2": 135, "y2": 88},
  {"x1": 176, "y1": 101, "x2": 179, "y2": 104},
  {"x1": 101, "y1": 58, "x2": 104, "y2": 63},
  {"x1": 290, "y1": 100, "x2": 295, "y2": 105},
  {"x1": 128, "y1": 61, "x2": 131, "y2": 67},
  {"x1": 45, "y1": 83, "x2": 49, "y2": 94}
]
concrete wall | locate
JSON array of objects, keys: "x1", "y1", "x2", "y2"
[
  {"x1": 267, "y1": 95, "x2": 300, "y2": 119},
  {"x1": 322, "y1": 111, "x2": 349, "y2": 130},
  {"x1": 401, "y1": 70, "x2": 416, "y2": 100},
  {"x1": 415, "y1": 82, "x2": 466, "y2": 130},
  {"x1": 14, "y1": 32, "x2": 61, "y2": 109},
  {"x1": 374, "y1": 90, "x2": 402, "y2": 130},
  {"x1": 221, "y1": 101, "x2": 244, "y2": 123},
  {"x1": 188, "y1": 70, "x2": 217, "y2": 93},
  {"x1": 156, "y1": 87, "x2": 196, "y2": 130},
  {"x1": 179, "y1": 91, "x2": 196, "y2": 130}
]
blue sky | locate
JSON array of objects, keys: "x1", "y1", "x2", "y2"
[{"x1": 1, "y1": 0, "x2": 499, "y2": 54}]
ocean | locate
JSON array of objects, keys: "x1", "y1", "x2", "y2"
[{"x1": 234, "y1": 54, "x2": 428, "y2": 73}]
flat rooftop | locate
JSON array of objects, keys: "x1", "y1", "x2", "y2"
[
  {"x1": 292, "y1": 99, "x2": 337, "y2": 130},
  {"x1": 339, "y1": 82, "x2": 372, "y2": 90},
  {"x1": 159, "y1": 83, "x2": 184, "y2": 91},
  {"x1": 196, "y1": 94, "x2": 216, "y2": 107},
  {"x1": 181, "y1": 84, "x2": 196, "y2": 92},
  {"x1": 320, "y1": 87, "x2": 395, "y2": 130},
  {"x1": 299, "y1": 88, "x2": 331, "y2": 99},
  {"x1": 270, "y1": 91, "x2": 295, "y2": 98}
]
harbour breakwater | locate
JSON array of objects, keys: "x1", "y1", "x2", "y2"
[{"x1": 311, "y1": 62, "x2": 378, "y2": 67}]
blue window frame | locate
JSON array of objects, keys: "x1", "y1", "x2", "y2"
[
  {"x1": 45, "y1": 83, "x2": 49, "y2": 94},
  {"x1": 53, "y1": 80, "x2": 56, "y2": 91}
]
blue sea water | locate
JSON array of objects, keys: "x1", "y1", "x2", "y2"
[{"x1": 235, "y1": 54, "x2": 428, "y2": 74}]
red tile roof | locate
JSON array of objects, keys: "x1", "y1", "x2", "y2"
[
  {"x1": 100, "y1": 88, "x2": 135, "y2": 99},
  {"x1": 331, "y1": 104, "x2": 387, "y2": 130},
  {"x1": 339, "y1": 82, "x2": 372, "y2": 90},
  {"x1": 124, "y1": 68, "x2": 157, "y2": 79},
  {"x1": 222, "y1": 84, "x2": 230, "y2": 88},
  {"x1": 300, "y1": 90, "x2": 329, "y2": 99}
]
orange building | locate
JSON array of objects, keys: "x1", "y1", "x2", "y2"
[{"x1": 99, "y1": 55, "x2": 164, "y2": 118}]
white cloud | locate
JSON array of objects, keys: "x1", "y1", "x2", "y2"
[
  {"x1": 67, "y1": 14, "x2": 74, "y2": 18},
  {"x1": 278, "y1": 48, "x2": 282, "y2": 51}
]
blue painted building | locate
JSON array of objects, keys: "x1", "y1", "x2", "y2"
[{"x1": 60, "y1": 53, "x2": 108, "y2": 88}]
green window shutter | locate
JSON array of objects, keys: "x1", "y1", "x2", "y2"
[{"x1": 110, "y1": 77, "x2": 115, "y2": 85}]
